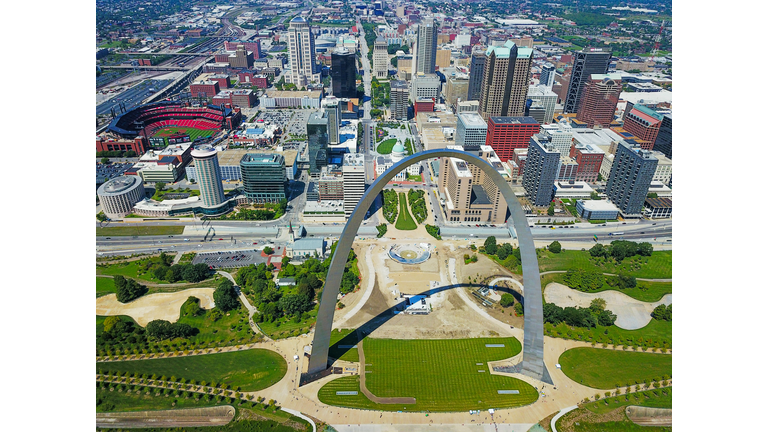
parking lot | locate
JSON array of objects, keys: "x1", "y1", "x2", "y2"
[
  {"x1": 97, "y1": 162, "x2": 134, "y2": 184},
  {"x1": 284, "y1": 110, "x2": 313, "y2": 137},
  {"x1": 192, "y1": 250, "x2": 267, "y2": 269}
]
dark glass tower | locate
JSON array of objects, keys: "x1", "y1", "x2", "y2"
[{"x1": 331, "y1": 47, "x2": 356, "y2": 98}]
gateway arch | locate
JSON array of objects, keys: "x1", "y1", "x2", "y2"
[{"x1": 307, "y1": 149, "x2": 549, "y2": 384}]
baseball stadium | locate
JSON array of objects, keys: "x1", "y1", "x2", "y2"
[{"x1": 105, "y1": 100, "x2": 242, "y2": 144}]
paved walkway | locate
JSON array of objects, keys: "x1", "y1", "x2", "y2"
[
  {"x1": 334, "y1": 244, "x2": 377, "y2": 329},
  {"x1": 216, "y1": 270, "x2": 267, "y2": 338},
  {"x1": 551, "y1": 405, "x2": 579, "y2": 432}
]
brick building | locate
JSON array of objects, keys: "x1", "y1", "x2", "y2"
[
  {"x1": 190, "y1": 80, "x2": 220, "y2": 98},
  {"x1": 622, "y1": 104, "x2": 663, "y2": 145},
  {"x1": 414, "y1": 98, "x2": 435, "y2": 116},
  {"x1": 209, "y1": 74, "x2": 231, "y2": 89},
  {"x1": 485, "y1": 116, "x2": 540, "y2": 161},
  {"x1": 569, "y1": 142, "x2": 605, "y2": 183},
  {"x1": 97, "y1": 136, "x2": 149, "y2": 154},
  {"x1": 576, "y1": 74, "x2": 622, "y2": 128}
]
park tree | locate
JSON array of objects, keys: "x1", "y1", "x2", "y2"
[
  {"x1": 548, "y1": 241, "x2": 562, "y2": 253},
  {"x1": 103, "y1": 316, "x2": 121, "y2": 333},
  {"x1": 499, "y1": 293, "x2": 515, "y2": 308},
  {"x1": 547, "y1": 203, "x2": 555, "y2": 216},
  {"x1": 637, "y1": 242, "x2": 654, "y2": 256},
  {"x1": 263, "y1": 246, "x2": 274, "y2": 255},
  {"x1": 589, "y1": 243, "x2": 607, "y2": 258},
  {"x1": 597, "y1": 310, "x2": 617, "y2": 326},
  {"x1": 155, "y1": 182, "x2": 166, "y2": 192},
  {"x1": 101, "y1": 157, "x2": 110, "y2": 164},
  {"x1": 590, "y1": 191, "x2": 600, "y2": 200},
  {"x1": 213, "y1": 279, "x2": 240, "y2": 312},
  {"x1": 589, "y1": 298, "x2": 607, "y2": 313},
  {"x1": 114, "y1": 275, "x2": 148, "y2": 303},
  {"x1": 484, "y1": 236, "x2": 498, "y2": 255}
]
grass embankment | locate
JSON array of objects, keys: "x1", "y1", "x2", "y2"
[
  {"x1": 558, "y1": 348, "x2": 672, "y2": 390},
  {"x1": 542, "y1": 273, "x2": 672, "y2": 302},
  {"x1": 376, "y1": 138, "x2": 398, "y2": 154},
  {"x1": 328, "y1": 329, "x2": 359, "y2": 363},
  {"x1": 96, "y1": 389, "x2": 309, "y2": 431},
  {"x1": 582, "y1": 388, "x2": 672, "y2": 415},
  {"x1": 97, "y1": 226, "x2": 185, "y2": 236},
  {"x1": 98, "y1": 349, "x2": 287, "y2": 392},
  {"x1": 257, "y1": 307, "x2": 318, "y2": 340},
  {"x1": 537, "y1": 250, "x2": 672, "y2": 279},
  {"x1": 394, "y1": 192, "x2": 417, "y2": 230},
  {"x1": 319, "y1": 337, "x2": 538, "y2": 412}
]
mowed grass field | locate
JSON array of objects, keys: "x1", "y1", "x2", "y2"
[
  {"x1": 537, "y1": 250, "x2": 672, "y2": 279},
  {"x1": 97, "y1": 277, "x2": 116, "y2": 297},
  {"x1": 97, "y1": 226, "x2": 185, "y2": 236},
  {"x1": 328, "y1": 329, "x2": 359, "y2": 363},
  {"x1": 319, "y1": 337, "x2": 538, "y2": 412},
  {"x1": 99, "y1": 349, "x2": 287, "y2": 392},
  {"x1": 153, "y1": 127, "x2": 216, "y2": 144},
  {"x1": 395, "y1": 192, "x2": 417, "y2": 230},
  {"x1": 558, "y1": 348, "x2": 672, "y2": 389}
]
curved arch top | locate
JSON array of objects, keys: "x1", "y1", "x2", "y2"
[{"x1": 307, "y1": 149, "x2": 548, "y2": 383}]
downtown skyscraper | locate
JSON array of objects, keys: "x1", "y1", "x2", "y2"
[{"x1": 478, "y1": 40, "x2": 533, "y2": 120}]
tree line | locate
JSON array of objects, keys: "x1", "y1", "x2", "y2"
[
  {"x1": 543, "y1": 298, "x2": 617, "y2": 328},
  {"x1": 407, "y1": 189, "x2": 427, "y2": 224},
  {"x1": 382, "y1": 189, "x2": 399, "y2": 223},
  {"x1": 590, "y1": 240, "x2": 653, "y2": 262},
  {"x1": 482, "y1": 236, "x2": 522, "y2": 271}
]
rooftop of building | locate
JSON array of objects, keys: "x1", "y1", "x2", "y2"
[
  {"x1": 98, "y1": 175, "x2": 140, "y2": 195},
  {"x1": 470, "y1": 185, "x2": 492, "y2": 205},
  {"x1": 458, "y1": 112, "x2": 487, "y2": 128},
  {"x1": 449, "y1": 157, "x2": 473, "y2": 177},
  {"x1": 191, "y1": 146, "x2": 218, "y2": 159},
  {"x1": 644, "y1": 197, "x2": 672, "y2": 208},
  {"x1": 204, "y1": 148, "x2": 297, "y2": 167},
  {"x1": 343, "y1": 152, "x2": 365, "y2": 166},
  {"x1": 591, "y1": 73, "x2": 623, "y2": 82},
  {"x1": 631, "y1": 104, "x2": 664, "y2": 122},
  {"x1": 241, "y1": 153, "x2": 283, "y2": 165},
  {"x1": 263, "y1": 90, "x2": 322, "y2": 98},
  {"x1": 577, "y1": 198, "x2": 618, "y2": 211},
  {"x1": 489, "y1": 116, "x2": 538, "y2": 125}
]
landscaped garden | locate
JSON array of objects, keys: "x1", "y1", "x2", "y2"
[
  {"x1": 376, "y1": 138, "x2": 398, "y2": 154},
  {"x1": 97, "y1": 226, "x2": 185, "y2": 237},
  {"x1": 318, "y1": 337, "x2": 538, "y2": 412}
]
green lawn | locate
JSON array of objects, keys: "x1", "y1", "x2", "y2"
[
  {"x1": 558, "y1": 348, "x2": 672, "y2": 389},
  {"x1": 319, "y1": 337, "x2": 538, "y2": 412},
  {"x1": 97, "y1": 385, "x2": 231, "y2": 413},
  {"x1": 97, "y1": 226, "x2": 185, "y2": 236},
  {"x1": 328, "y1": 329, "x2": 359, "y2": 363},
  {"x1": 256, "y1": 307, "x2": 317, "y2": 340},
  {"x1": 538, "y1": 250, "x2": 671, "y2": 279},
  {"x1": 394, "y1": 192, "x2": 417, "y2": 230},
  {"x1": 376, "y1": 138, "x2": 398, "y2": 154},
  {"x1": 98, "y1": 349, "x2": 287, "y2": 392},
  {"x1": 543, "y1": 273, "x2": 672, "y2": 302},
  {"x1": 545, "y1": 318, "x2": 672, "y2": 350},
  {"x1": 97, "y1": 261, "x2": 167, "y2": 283},
  {"x1": 97, "y1": 277, "x2": 116, "y2": 297}
]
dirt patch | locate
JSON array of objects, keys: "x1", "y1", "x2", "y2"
[
  {"x1": 96, "y1": 405, "x2": 234, "y2": 428},
  {"x1": 96, "y1": 288, "x2": 215, "y2": 326},
  {"x1": 554, "y1": 406, "x2": 628, "y2": 432},
  {"x1": 625, "y1": 406, "x2": 672, "y2": 426}
]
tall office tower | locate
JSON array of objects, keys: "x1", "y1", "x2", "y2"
[
  {"x1": 191, "y1": 147, "x2": 226, "y2": 207},
  {"x1": 522, "y1": 134, "x2": 561, "y2": 206},
  {"x1": 576, "y1": 74, "x2": 622, "y2": 128},
  {"x1": 287, "y1": 16, "x2": 317, "y2": 86},
  {"x1": 229, "y1": 44, "x2": 254, "y2": 69},
  {"x1": 456, "y1": 112, "x2": 488, "y2": 151},
  {"x1": 467, "y1": 51, "x2": 486, "y2": 101},
  {"x1": 438, "y1": 145, "x2": 507, "y2": 223},
  {"x1": 541, "y1": 122, "x2": 575, "y2": 156},
  {"x1": 307, "y1": 112, "x2": 329, "y2": 175},
  {"x1": 569, "y1": 142, "x2": 605, "y2": 183},
  {"x1": 240, "y1": 153, "x2": 287, "y2": 203},
  {"x1": 342, "y1": 153, "x2": 366, "y2": 217},
  {"x1": 416, "y1": 18, "x2": 438, "y2": 74},
  {"x1": 563, "y1": 49, "x2": 612, "y2": 113},
  {"x1": 410, "y1": 72, "x2": 441, "y2": 101},
  {"x1": 526, "y1": 104, "x2": 547, "y2": 125},
  {"x1": 322, "y1": 97, "x2": 341, "y2": 145},
  {"x1": 390, "y1": 80, "x2": 409, "y2": 120},
  {"x1": 331, "y1": 47, "x2": 356, "y2": 98},
  {"x1": 478, "y1": 40, "x2": 533, "y2": 120},
  {"x1": 485, "y1": 116, "x2": 540, "y2": 161},
  {"x1": 527, "y1": 84, "x2": 557, "y2": 124},
  {"x1": 653, "y1": 114, "x2": 672, "y2": 159},
  {"x1": 540, "y1": 63, "x2": 556, "y2": 88},
  {"x1": 445, "y1": 76, "x2": 469, "y2": 109},
  {"x1": 623, "y1": 104, "x2": 664, "y2": 145},
  {"x1": 605, "y1": 141, "x2": 658, "y2": 215},
  {"x1": 373, "y1": 37, "x2": 389, "y2": 79}
]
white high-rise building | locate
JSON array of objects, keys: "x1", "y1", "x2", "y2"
[
  {"x1": 287, "y1": 16, "x2": 318, "y2": 86},
  {"x1": 191, "y1": 147, "x2": 226, "y2": 207},
  {"x1": 541, "y1": 121, "x2": 575, "y2": 156},
  {"x1": 373, "y1": 37, "x2": 389, "y2": 79},
  {"x1": 456, "y1": 112, "x2": 487, "y2": 151},
  {"x1": 416, "y1": 18, "x2": 438, "y2": 74},
  {"x1": 527, "y1": 84, "x2": 558, "y2": 125},
  {"x1": 323, "y1": 97, "x2": 341, "y2": 145},
  {"x1": 343, "y1": 153, "x2": 366, "y2": 217}
]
